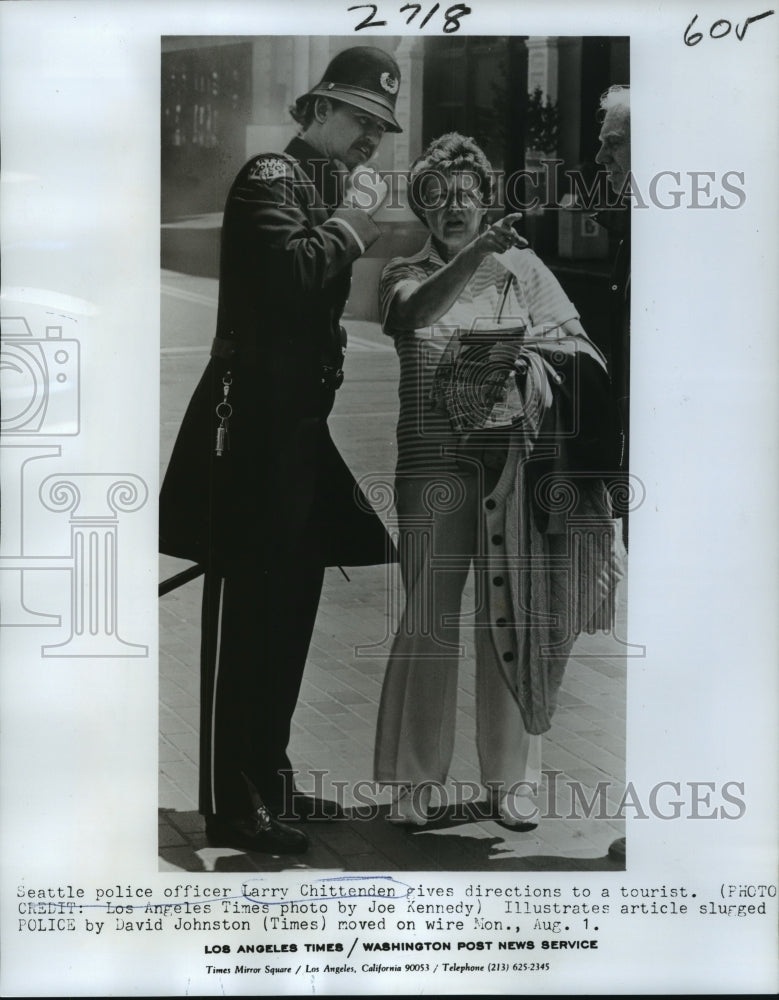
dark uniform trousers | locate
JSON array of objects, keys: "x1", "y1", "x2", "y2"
[
  {"x1": 199, "y1": 516, "x2": 325, "y2": 818},
  {"x1": 198, "y1": 398, "x2": 339, "y2": 818}
]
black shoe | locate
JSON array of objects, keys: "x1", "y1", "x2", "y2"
[
  {"x1": 608, "y1": 836, "x2": 626, "y2": 861},
  {"x1": 269, "y1": 794, "x2": 347, "y2": 823},
  {"x1": 205, "y1": 807, "x2": 309, "y2": 855}
]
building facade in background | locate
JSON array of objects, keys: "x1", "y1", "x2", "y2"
[{"x1": 161, "y1": 35, "x2": 628, "y2": 326}]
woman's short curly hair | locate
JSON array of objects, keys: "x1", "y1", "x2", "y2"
[{"x1": 407, "y1": 132, "x2": 495, "y2": 222}]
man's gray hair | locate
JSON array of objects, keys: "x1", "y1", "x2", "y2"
[{"x1": 599, "y1": 84, "x2": 630, "y2": 116}]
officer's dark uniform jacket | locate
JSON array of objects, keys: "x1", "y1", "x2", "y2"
[
  {"x1": 593, "y1": 208, "x2": 630, "y2": 466},
  {"x1": 594, "y1": 206, "x2": 631, "y2": 524},
  {"x1": 160, "y1": 137, "x2": 394, "y2": 573}
]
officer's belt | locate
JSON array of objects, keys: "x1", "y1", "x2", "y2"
[
  {"x1": 210, "y1": 336, "x2": 344, "y2": 390},
  {"x1": 211, "y1": 336, "x2": 244, "y2": 362}
]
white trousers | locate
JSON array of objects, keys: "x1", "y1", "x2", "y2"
[{"x1": 374, "y1": 466, "x2": 541, "y2": 791}]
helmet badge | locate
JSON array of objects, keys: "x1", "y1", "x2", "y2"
[{"x1": 380, "y1": 72, "x2": 399, "y2": 95}]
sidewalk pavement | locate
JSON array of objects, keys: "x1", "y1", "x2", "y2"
[{"x1": 159, "y1": 271, "x2": 629, "y2": 873}]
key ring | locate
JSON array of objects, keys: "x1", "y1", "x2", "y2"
[{"x1": 215, "y1": 370, "x2": 233, "y2": 456}]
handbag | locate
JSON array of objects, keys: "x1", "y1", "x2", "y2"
[{"x1": 430, "y1": 321, "x2": 532, "y2": 470}]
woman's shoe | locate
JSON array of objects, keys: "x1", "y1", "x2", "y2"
[
  {"x1": 492, "y1": 789, "x2": 539, "y2": 831},
  {"x1": 388, "y1": 785, "x2": 431, "y2": 827}
]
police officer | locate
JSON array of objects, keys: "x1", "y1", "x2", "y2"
[{"x1": 160, "y1": 46, "x2": 402, "y2": 854}]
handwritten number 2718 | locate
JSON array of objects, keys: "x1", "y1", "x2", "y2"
[{"x1": 349, "y1": 3, "x2": 472, "y2": 33}]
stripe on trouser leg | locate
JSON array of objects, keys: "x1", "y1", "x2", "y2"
[{"x1": 210, "y1": 576, "x2": 225, "y2": 816}]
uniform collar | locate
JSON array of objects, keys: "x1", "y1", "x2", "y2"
[
  {"x1": 285, "y1": 136, "x2": 343, "y2": 210},
  {"x1": 285, "y1": 136, "x2": 325, "y2": 175}
]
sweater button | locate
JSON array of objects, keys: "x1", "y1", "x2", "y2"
[
  {"x1": 491, "y1": 534, "x2": 503, "y2": 545},
  {"x1": 502, "y1": 651, "x2": 514, "y2": 662},
  {"x1": 496, "y1": 617, "x2": 507, "y2": 627},
  {"x1": 485, "y1": 498, "x2": 496, "y2": 510},
  {"x1": 492, "y1": 576, "x2": 504, "y2": 586}
]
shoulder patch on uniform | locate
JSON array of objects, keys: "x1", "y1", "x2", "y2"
[{"x1": 247, "y1": 156, "x2": 291, "y2": 182}]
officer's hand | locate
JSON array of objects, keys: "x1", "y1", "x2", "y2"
[
  {"x1": 473, "y1": 213, "x2": 527, "y2": 258},
  {"x1": 343, "y1": 165, "x2": 389, "y2": 216}
]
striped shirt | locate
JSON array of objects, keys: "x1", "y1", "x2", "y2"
[{"x1": 379, "y1": 237, "x2": 581, "y2": 474}]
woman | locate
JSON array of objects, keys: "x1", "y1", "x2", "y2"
[{"x1": 374, "y1": 133, "x2": 624, "y2": 827}]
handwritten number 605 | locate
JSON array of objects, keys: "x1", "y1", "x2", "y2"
[{"x1": 684, "y1": 9, "x2": 774, "y2": 45}]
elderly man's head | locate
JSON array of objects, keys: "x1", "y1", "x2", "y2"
[{"x1": 595, "y1": 85, "x2": 631, "y2": 193}]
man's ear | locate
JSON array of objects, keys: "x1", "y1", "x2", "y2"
[{"x1": 313, "y1": 96, "x2": 331, "y2": 125}]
